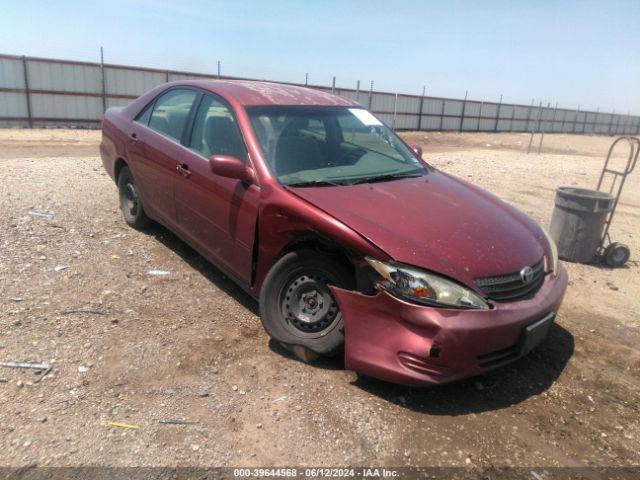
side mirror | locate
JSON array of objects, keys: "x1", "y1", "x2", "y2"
[
  {"x1": 210, "y1": 155, "x2": 255, "y2": 184},
  {"x1": 411, "y1": 144, "x2": 423, "y2": 158}
]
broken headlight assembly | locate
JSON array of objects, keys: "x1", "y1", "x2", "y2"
[{"x1": 365, "y1": 257, "x2": 490, "y2": 310}]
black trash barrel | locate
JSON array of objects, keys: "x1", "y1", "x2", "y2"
[{"x1": 549, "y1": 187, "x2": 614, "y2": 263}]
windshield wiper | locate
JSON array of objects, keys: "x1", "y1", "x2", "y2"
[
  {"x1": 347, "y1": 171, "x2": 424, "y2": 185},
  {"x1": 285, "y1": 179, "x2": 345, "y2": 187}
]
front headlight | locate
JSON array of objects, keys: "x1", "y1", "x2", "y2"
[
  {"x1": 542, "y1": 228, "x2": 558, "y2": 277},
  {"x1": 365, "y1": 257, "x2": 489, "y2": 310}
]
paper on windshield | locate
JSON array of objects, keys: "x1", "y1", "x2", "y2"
[{"x1": 348, "y1": 108, "x2": 383, "y2": 126}]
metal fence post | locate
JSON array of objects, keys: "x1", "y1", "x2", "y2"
[
  {"x1": 494, "y1": 94, "x2": 502, "y2": 132},
  {"x1": 305, "y1": 73, "x2": 308, "y2": 86},
  {"x1": 392, "y1": 93, "x2": 398, "y2": 130},
  {"x1": 439, "y1": 99, "x2": 445, "y2": 130},
  {"x1": 217, "y1": 61, "x2": 221, "y2": 78},
  {"x1": 165, "y1": 70, "x2": 169, "y2": 83},
  {"x1": 510, "y1": 104, "x2": 515, "y2": 132},
  {"x1": 527, "y1": 101, "x2": 543, "y2": 154},
  {"x1": 417, "y1": 85, "x2": 425, "y2": 131},
  {"x1": 355, "y1": 80, "x2": 360, "y2": 104},
  {"x1": 368, "y1": 81, "x2": 373, "y2": 110},
  {"x1": 477, "y1": 101, "x2": 483, "y2": 131},
  {"x1": 459, "y1": 90, "x2": 468, "y2": 132},
  {"x1": 537, "y1": 102, "x2": 550, "y2": 154},
  {"x1": 626, "y1": 111, "x2": 631, "y2": 135},
  {"x1": 525, "y1": 98, "x2": 534, "y2": 132},
  {"x1": 608, "y1": 110, "x2": 615, "y2": 135},
  {"x1": 573, "y1": 106, "x2": 580, "y2": 134},
  {"x1": 613, "y1": 114, "x2": 620, "y2": 135},
  {"x1": 551, "y1": 102, "x2": 558, "y2": 133},
  {"x1": 331, "y1": 76, "x2": 336, "y2": 94},
  {"x1": 21, "y1": 55, "x2": 33, "y2": 128},
  {"x1": 536, "y1": 101, "x2": 543, "y2": 132},
  {"x1": 100, "y1": 47, "x2": 107, "y2": 113}
]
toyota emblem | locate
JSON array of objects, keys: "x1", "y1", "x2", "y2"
[{"x1": 520, "y1": 266, "x2": 534, "y2": 284}]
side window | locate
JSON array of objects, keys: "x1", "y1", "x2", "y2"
[
  {"x1": 148, "y1": 89, "x2": 198, "y2": 142},
  {"x1": 135, "y1": 103, "x2": 153, "y2": 125},
  {"x1": 189, "y1": 95, "x2": 247, "y2": 160}
]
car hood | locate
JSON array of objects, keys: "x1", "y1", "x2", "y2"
[{"x1": 286, "y1": 170, "x2": 546, "y2": 290}]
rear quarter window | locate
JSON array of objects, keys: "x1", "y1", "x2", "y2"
[{"x1": 135, "y1": 103, "x2": 153, "y2": 125}]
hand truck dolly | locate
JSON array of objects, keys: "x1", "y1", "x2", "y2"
[{"x1": 595, "y1": 136, "x2": 639, "y2": 267}]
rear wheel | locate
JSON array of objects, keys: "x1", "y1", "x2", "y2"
[
  {"x1": 117, "y1": 166, "x2": 151, "y2": 229},
  {"x1": 603, "y1": 242, "x2": 630, "y2": 268},
  {"x1": 259, "y1": 250, "x2": 354, "y2": 356}
]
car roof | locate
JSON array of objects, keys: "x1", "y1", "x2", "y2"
[{"x1": 177, "y1": 79, "x2": 360, "y2": 107}]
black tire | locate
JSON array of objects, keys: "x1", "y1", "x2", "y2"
[
  {"x1": 259, "y1": 250, "x2": 354, "y2": 356},
  {"x1": 603, "y1": 242, "x2": 630, "y2": 268},
  {"x1": 117, "y1": 166, "x2": 152, "y2": 229}
]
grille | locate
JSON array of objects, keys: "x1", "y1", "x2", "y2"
[{"x1": 475, "y1": 258, "x2": 545, "y2": 302}]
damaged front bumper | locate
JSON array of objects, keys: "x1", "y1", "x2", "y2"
[{"x1": 331, "y1": 265, "x2": 568, "y2": 386}]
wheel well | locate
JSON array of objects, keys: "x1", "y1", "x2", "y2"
[
  {"x1": 114, "y1": 158, "x2": 128, "y2": 183},
  {"x1": 280, "y1": 235, "x2": 352, "y2": 266},
  {"x1": 275, "y1": 235, "x2": 371, "y2": 292}
]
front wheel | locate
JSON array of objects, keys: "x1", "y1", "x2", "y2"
[{"x1": 259, "y1": 250, "x2": 354, "y2": 356}]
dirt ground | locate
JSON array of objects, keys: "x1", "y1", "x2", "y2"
[{"x1": 0, "y1": 129, "x2": 639, "y2": 471}]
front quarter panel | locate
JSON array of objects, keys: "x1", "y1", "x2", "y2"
[{"x1": 253, "y1": 183, "x2": 389, "y2": 293}]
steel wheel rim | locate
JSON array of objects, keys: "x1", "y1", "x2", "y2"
[{"x1": 281, "y1": 273, "x2": 339, "y2": 334}]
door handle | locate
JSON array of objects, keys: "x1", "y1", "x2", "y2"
[
  {"x1": 176, "y1": 163, "x2": 192, "y2": 178},
  {"x1": 129, "y1": 132, "x2": 138, "y2": 143}
]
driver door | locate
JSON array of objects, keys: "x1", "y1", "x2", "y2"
[{"x1": 174, "y1": 94, "x2": 259, "y2": 284}]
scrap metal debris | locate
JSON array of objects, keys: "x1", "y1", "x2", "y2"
[
  {"x1": 54, "y1": 265, "x2": 69, "y2": 272},
  {"x1": 0, "y1": 361, "x2": 53, "y2": 384},
  {"x1": 148, "y1": 270, "x2": 170, "y2": 276},
  {"x1": 159, "y1": 419, "x2": 196, "y2": 425},
  {"x1": 0, "y1": 361, "x2": 51, "y2": 370},
  {"x1": 34, "y1": 365, "x2": 53, "y2": 384},
  {"x1": 60, "y1": 309, "x2": 107, "y2": 316},
  {"x1": 27, "y1": 209, "x2": 54, "y2": 219}
]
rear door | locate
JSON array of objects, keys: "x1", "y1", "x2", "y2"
[
  {"x1": 174, "y1": 94, "x2": 260, "y2": 284},
  {"x1": 129, "y1": 88, "x2": 199, "y2": 228}
]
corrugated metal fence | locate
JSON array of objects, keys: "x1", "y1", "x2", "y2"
[{"x1": 1, "y1": 53, "x2": 639, "y2": 135}]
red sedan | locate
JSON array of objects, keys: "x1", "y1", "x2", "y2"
[{"x1": 100, "y1": 80, "x2": 568, "y2": 386}]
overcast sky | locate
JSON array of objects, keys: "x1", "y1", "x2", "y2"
[{"x1": 1, "y1": 0, "x2": 639, "y2": 113}]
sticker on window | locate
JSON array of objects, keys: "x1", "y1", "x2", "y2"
[{"x1": 348, "y1": 108, "x2": 383, "y2": 126}]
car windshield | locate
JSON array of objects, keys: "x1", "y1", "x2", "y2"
[{"x1": 246, "y1": 106, "x2": 427, "y2": 186}]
